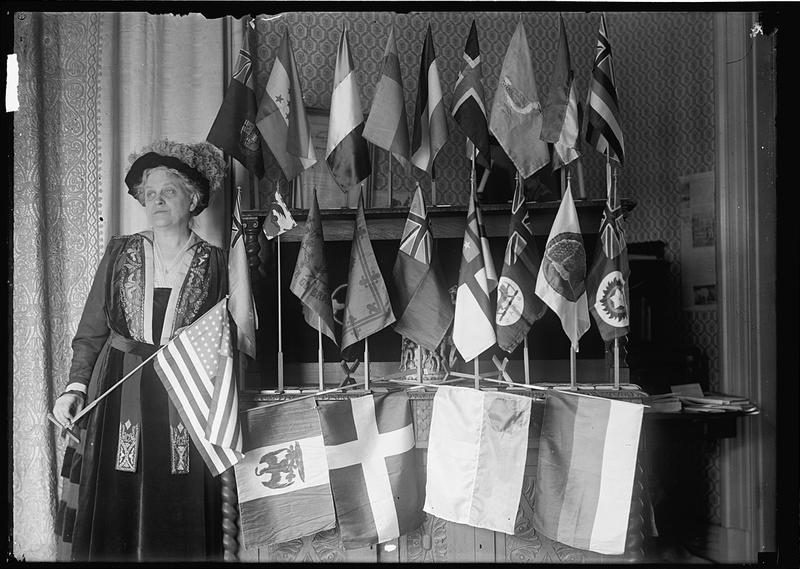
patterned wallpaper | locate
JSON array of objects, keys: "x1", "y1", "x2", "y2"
[{"x1": 247, "y1": 10, "x2": 718, "y2": 382}]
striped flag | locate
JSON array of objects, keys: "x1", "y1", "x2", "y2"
[
  {"x1": 326, "y1": 28, "x2": 372, "y2": 189},
  {"x1": 425, "y1": 386, "x2": 531, "y2": 534},
  {"x1": 535, "y1": 183, "x2": 590, "y2": 351},
  {"x1": 153, "y1": 299, "x2": 243, "y2": 476},
  {"x1": 262, "y1": 189, "x2": 297, "y2": 240},
  {"x1": 392, "y1": 184, "x2": 453, "y2": 350},
  {"x1": 363, "y1": 27, "x2": 411, "y2": 165},
  {"x1": 290, "y1": 188, "x2": 337, "y2": 345},
  {"x1": 317, "y1": 392, "x2": 424, "y2": 549},
  {"x1": 411, "y1": 25, "x2": 449, "y2": 174},
  {"x1": 496, "y1": 178, "x2": 547, "y2": 353},
  {"x1": 340, "y1": 192, "x2": 395, "y2": 352},
  {"x1": 533, "y1": 390, "x2": 643, "y2": 554},
  {"x1": 207, "y1": 23, "x2": 264, "y2": 177},
  {"x1": 257, "y1": 29, "x2": 317, "y2": 181},
  {"x1": 586, "y1": 14, "x2": 625, "y2": 165},
  {"x1": 451, "y1": 20, "x2": 490, "y2": 168},
  {"x1": 229, "y1": 188, "x2": 258, "y2": 359},
  {"x1": 489, "y1": 20, "x2": 550, "y2": 178},
  {"x1": 540, "y1": 14, "x2": 581, "y2": 168},
  {"x1": 587, "y1": 200, "x2": 630, "y2": 341},
  {"x1": 453, "y1": 186, "x2": 496, "y2": 362},
  {"x1": 235, "y1": 398, "x2": 335, "y2": 549}
]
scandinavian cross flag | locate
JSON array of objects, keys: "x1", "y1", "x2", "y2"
[{"x1": 316, "y1": 391, "x2": 424, "y2": 549}]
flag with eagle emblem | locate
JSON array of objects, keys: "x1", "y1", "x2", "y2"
[
  {"x1": 586, "y1": 201, "x2": 629, "y2": 341},
  {"x1": 535, "y1": 183, "x2": 590, "y2": 351},
  {"x1": 496, "y1": 177, "x2": 546, "y2": 353}
]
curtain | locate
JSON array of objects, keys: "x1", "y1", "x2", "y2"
[{"x1": 12, "y1": 11, "x2": 236, "y2": 560}]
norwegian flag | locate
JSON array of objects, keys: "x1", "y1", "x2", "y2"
[{"x1": 154, "y1": 298, "x2": 243, "y2": 475}]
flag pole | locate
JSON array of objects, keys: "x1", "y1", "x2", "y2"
[
  {"x1": 431, "y1": 163, "x2": 437, "y2": 206},
  {"x1": 473, "y1": 358, "x2": 480, "y2": 390},
  {"x1": 364, "y1": 337, "x2": 370, "y2": 390},
  {"x1": 611, "y1": 162, "x2": 621, "y2": 390},
  {"x1": 523, "y1": 337, "x2": 531, "y2": 385},
  {"x1": 576, "y1": 158, "x2": 586, "y2": 199},
  {"x1": 470, "y1": 148, "x2": 480, "y2": 391},
  {"x1": 416, "y1": 345, "x2": 423, "y2": 383},
  {"x1": 277, "y1": 232, "x2": 284, "y2": 393},
  {"x1": 570, "y1": 343, "x2": 577, "y2": 390},
  {"x1": 318, "y1": 315, "x2": 324, "y2": 391},
  {"x1": 388, "y1": 151, "x2": 393, "y2": 207}
]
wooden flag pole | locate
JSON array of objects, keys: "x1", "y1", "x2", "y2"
[
  {"x1": 611, "y1": 162, "x2": 621, "y2": 389},
  {"x1": 364, "y1": 337, "x2": 370, "y2": 390},
  {"x1": 277, "y1": 233, "x2": 284, "y2": 393},
  {"x1": 570, "y1": 344, "x2": 577, "y2": 390},
  {"x1": 416, "y1": 345, "x2": 423, "y2": 383},
  {"x1": 576, "y1": 159, "x2": 586, "y2": 199},
  {"x1": 523, "y1": 337, "x2": 531, "y2": 385},
  {"x1": 388, "y1": 151, "x2": 393, "y2": 207},
  {"x1": 431, "y1": 163, "x2": 437, "y2": 206},
  {"x1": 318, "y1": 315, "x2": 324, "y2": 391},
  {"x1": 474, "y1": 358, "x2": 480, "y2": 390},
  {"x1": 242, "y1": 381, "x2": 367, "y2": 413}
]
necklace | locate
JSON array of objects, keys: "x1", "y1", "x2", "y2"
[{"x1": 154, "y1": 233, "x2": 192, "y2": 275}]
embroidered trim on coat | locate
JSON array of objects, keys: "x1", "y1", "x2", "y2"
[
  {"x1": 170, "y1": 422, "x2": 191, "y2": 474},
  {"x1": 115, "y1": 419, "x2": 140, "y2": 472}
]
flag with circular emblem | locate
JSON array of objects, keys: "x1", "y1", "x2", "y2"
[{"x1": 586, "y1": 202, "x2": 629, "y2": 341}]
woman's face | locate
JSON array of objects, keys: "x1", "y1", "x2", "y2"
[{"x1": 142, "y1": 168, "x2": 197, "y2": 230}]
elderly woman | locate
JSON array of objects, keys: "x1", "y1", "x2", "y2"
[{"x1": 51, "y1": 140, "x2": 229, "y2": 561}]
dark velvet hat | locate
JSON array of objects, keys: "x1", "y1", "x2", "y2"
[{"x1": 125, "y1": 140, "x2": 226, "y2": 216}]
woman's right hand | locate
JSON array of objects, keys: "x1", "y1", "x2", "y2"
[{"x1": 52, "y1": 393, "x2": 84, "y2": 426}]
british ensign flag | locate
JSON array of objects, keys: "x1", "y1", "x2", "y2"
[{"x1": 316, "y1": 391, "x2": 424, "y2": 549}]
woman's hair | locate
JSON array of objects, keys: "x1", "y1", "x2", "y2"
[{"x1": 132, "y1": 166, "x2": 203, "y2": 216}]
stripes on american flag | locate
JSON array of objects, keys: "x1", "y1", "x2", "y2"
[
  {"x1": 154, "y1": 298, "x2": 243, "y2": 476},
  {"x1": 586, "y1": 13, "x2": 625, "y2": 165}
]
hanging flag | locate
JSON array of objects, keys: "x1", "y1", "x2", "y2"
[
  {"x1": 257, "y1": 29, "x2": 318, "y2": 181},
  {"x1": 340, "y1": 192, "x2": 395, "y2": 352},
  {"x1": 540, "y1": 14, "x2": 581, "y2": 168},
  {"x1": 235, "y1": 397, "x2": 336, "y2": 549},
  {"x1": 326, "y1": 28, "x2": 372, "y2": 189},
  {"x1": 229, "y1": 188, "x2": 258, "y2": 359},
  {"x1": 290, "y1": 188, "x2": 337, "y2": 345},
  {"x1": 317, "y1": 391, "x2": 424, "y2": 549},
  {"x1": 153, "y1": 299, "x2": 243, "y2": 476},
  {"x1": 262, "y1": 188, "x2": 297, "y2": 240},
  {"x1": 451, "y1": 20, "x2": 490, "y2": 169},
  {"x1": 496, "y1": 178, "x2": 547, "y2": 353},
  {"x1": 207, "y1": 23, "x2": 264, "y2": 177},
  {"x1": 363, "y1": 27, "x2": 411, "y2": 165},
  {"x1": 424, "y1": 386, "x2": 531, "y2": 534},
  {"x1": 533, "y1": 390, "x2": 643, "y2": 554},
  {"x1": 586, "y1": 14, "x2": 625, "y2": 165},
  {"x1": 411, "y1": 25, "x2": 449, "y2": 174},
  {"x1": 488, "y1": 20, "x2": 550, "y2": 179},
  {"x1": 587, "y1": 202, "x2": 630, "y2": 341},
  {"x1": 392, "y1": 184, "x2": 453, "y2": 351},
  {"x1": 535, "y1": 184, "x2": 590, "y2": 351},
  {"x1": 453, "y1": 186, "x2": 496, "y2": 362}
]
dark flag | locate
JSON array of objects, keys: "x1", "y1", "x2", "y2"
[
  {"x1": 586, "y1": 14, "x2": 625, "y2": 165},
  {"x1": 496, "y1": 178, "x2": 547, "y2": 353},
  {"x1": 207, "y1": 24, "x2": 264, "y2": 177},
  {"x1": 451, "y1": 20, "x2": 490, "y2": 168},
  {"x1": 586, "y1": 201, "x2": 630, "y2": 341},
  {"x1": 392, "y1": 184, "x2": 454, "y2": 350},
  {"x1": 290, "y1": 188, "x2": 338, "y2": 344},
  {"x1": 411, "y1": 25, "x2": 449, "y2": 173},
  {"x1": 340, "y1": 192, "x2": 395, "y2": 352}
]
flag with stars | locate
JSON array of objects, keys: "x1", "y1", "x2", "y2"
[
  {"x1": 451, "y1": 20, "x2": 491, "y2": 169},
  {"x1": 207, "y1": 22, "x2": 264, "y2": 177},
  {"x1": 340, "y1": 192, "x2": 396, "y2": 353},
  {"x1": 257, "y1": 29, "x2": 317, "y2": 181},
  {"x1": 391, "y1": 184, "x2": 453, "y2": 350},
  {"x1": 453, "y1": 185, "x2": 496, "y2": 362},
  {"x1": 586, "y1": 13, "x2": 625, "y2": 165},
  {"x1": 229, "y1": 187, "x2": 258, "y2": 359},
  {"x1": 586, "y1": 198, "x2": 630, "y2": 341},
  {"x1": 154, "y1": 298, "x2": 243, "y2": 476},
  {"x1": 496, "y1": 178, "x2": 546, "y2": 353}
]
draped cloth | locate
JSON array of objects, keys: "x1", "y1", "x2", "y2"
[{"x1": 12, "y1": 12, "x2": 234, "y2": 560}]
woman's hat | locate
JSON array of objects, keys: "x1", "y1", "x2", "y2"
[{"x1": 125, "y1": 140, "x2": 226, "y2": 215}]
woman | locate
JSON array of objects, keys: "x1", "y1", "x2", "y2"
[{"x1": 51, "y1": 139, "x2": 229, "y2": 561}]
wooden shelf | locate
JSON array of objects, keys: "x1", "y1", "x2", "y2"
[{"x1": 244, "y1": 198, "x2": 636, "y2": 242}]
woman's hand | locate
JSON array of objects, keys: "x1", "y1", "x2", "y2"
[{"x1": 53, "y1": 392, "x2": 84, "y2": 426}]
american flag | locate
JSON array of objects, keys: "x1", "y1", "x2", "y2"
[{"x1": 154, "y1": 298, "x2": 243, "y2": 476}]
